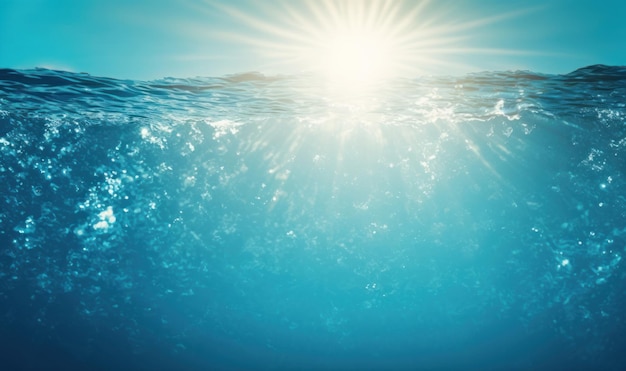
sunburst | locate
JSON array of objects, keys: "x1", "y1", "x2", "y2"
[
  {"x1": 173, "y1": 0, "x2": 541, "y2": 213},
  {"x1": 191, "y1": 0, "x2": 533, "y2": 89}
]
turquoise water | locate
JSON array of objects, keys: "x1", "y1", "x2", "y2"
[{"x1": 1, "y1": 66, "x2": 625, "y2": 370}]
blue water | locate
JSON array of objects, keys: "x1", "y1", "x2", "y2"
[{"x1": 1, "y1": 65, "x2": 625, "y2": 370}]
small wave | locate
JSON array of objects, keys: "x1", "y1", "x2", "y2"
[{"x1": 564, "y1": 64, "x2": 626, "y2": 82}]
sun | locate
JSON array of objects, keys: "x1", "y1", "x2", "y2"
[
  {"x1": 292, "y1": 0, "x2": 407, "y2": 87},
  {"x1": 320, "y1": 28, "x2": 393, "y2": 86},
  {"x1": 203, "y1": 0, "x2": 424, "y2": 86},
  {"x1": 198, "y1": 0, "x2": 531, "y2": 89}
]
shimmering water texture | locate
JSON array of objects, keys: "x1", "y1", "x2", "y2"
[{"x1": 1, "y1": 65, "x2": 625, "y2": 370}]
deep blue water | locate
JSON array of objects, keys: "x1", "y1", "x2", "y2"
[{"x1": 1, "y1": 65, "x2": 625, "y2": 370}]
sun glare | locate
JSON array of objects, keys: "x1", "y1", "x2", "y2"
[
  {"x1": 322, "y1": 30, "x2": 392, "y2": 86},
  {"x1": 203, "y1": 0, "x2": 423, "y2": 87},
  {"x1": 197, "y1": 0, "x2": 532, "y2": 90}
]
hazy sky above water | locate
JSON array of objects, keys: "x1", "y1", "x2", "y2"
[{"x1": 1, "y1": 0, "x2": 624, "y2": 80}]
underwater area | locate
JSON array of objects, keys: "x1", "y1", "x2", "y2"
[{"x1": 1, "y1": 65, "x2": 625, "y2": 370}]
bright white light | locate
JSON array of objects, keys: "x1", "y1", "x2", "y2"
[
  {"x1": 94, "y1": 206, "x2": 116, "y2": 230},
  {"x1": 200, "y1": 1, "x2": 424, "y2": 86},
  {"x1": 201, "y1": 0, "x2": 534, "y2": 85},
  {"x1": 321, "y1": 30, "x2": 392, "y2": 86}
]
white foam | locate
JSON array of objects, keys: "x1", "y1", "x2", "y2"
[{"x1": 93, "y1": 206, "x2": 116, "y2": 230}]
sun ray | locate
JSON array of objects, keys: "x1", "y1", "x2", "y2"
[{"x1": 190, "y1": 0, "x2": 542, "y2": 87}]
